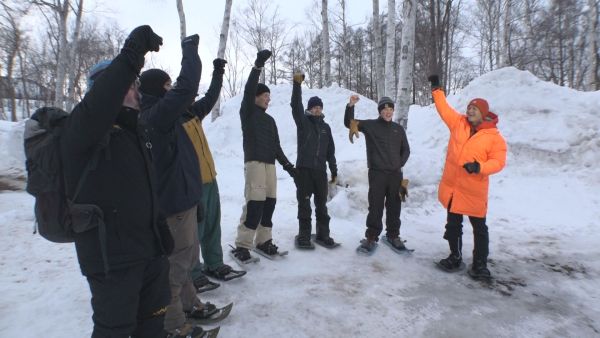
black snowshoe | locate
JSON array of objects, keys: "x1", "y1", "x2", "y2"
[
  {"x1": 166, "y1": 323, "x2": 220, "y2": 338},
  {"x1": 295, "y1": 235, "x2": 315, "y2": 250},
  {"x1": 230, "y1": 246, "x2": 259, "y2": 265},
  {"x1": 193, "y1": 275, "x2": 220, "y2": 294},
  {"x1": 204, "y1": 264, "x2": 246, "y2": 281},
  {"x1": 382, "y1": 236, "x2": 414, "y2": 254},
  {"x1": 356, "y1": 238, "x2": 378, "y2": 256},
  {"x1": 435, "y1": 253, "x2": 465, "y2": 272},
  {"x1": 187, "y1": 302, "x2": 234, "y2": 325},
  {"x1": 254, "y1": 239, "x2": 289, "y2": 259},
  {"x1": 467, "y1": 260, "x2": 492, "y2": 281},
  {"x1": 311, "y1": 234, "x2": 340, "y2": 249}
]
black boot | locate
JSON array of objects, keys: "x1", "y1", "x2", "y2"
[
  {"x1": 437, "y1": 253, "x2": 464, "y2": 272},
  {"x1": 468, "y1": 259, "x2": 491, "y2": 280}
]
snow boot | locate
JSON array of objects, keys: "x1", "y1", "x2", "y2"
[
  {"x1": 437, "y1": 253, "x2": 464, "y2": 272},
  {"x1": 295, "y1": 235, "x2": 315, "y2": 250},
  {"x1": 387, "y1": 236, "x2": 406, "y2": 250},
  {"x1": 204, "y1": 264, "x2": 246, "y2": 281},
  {"x1": 231, "y1": 247, "x2": 252, "y2": 263},
  {"x1": 193, "y1": 275, "x2": 220, "y2": 294},
  {"x1": 186, "y1": 302, "x2": 218, "y2": 320},
  {"x1": 356, "y1": 238, "x2": 378, "y2": 255},
  {"x1": 255, "y1": 239, "x2": 280, "y2": 256},
  {"x1": 166, "y1": 323, "x2": 219, "y2": 338},
  {"x1": 468, "y1": 259, "x2": 492, "y2": 280}
]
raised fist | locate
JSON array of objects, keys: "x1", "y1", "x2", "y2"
[
  {"x1": 213, "y1": 58, "x2": 227, "y2": 74},
  {"x1": 255, "y1": 49, "x2": 272, "y2": 68},
  {"x1": 181, "y1": 34, "x2": 199, "y2": 47},
  {"x1": 124, "y1": 25, "x2": 163, "y2": 54},
  {"x1": 293, "y1": 71, "x2": 305, "y2": 84},
  {"x1": 428, "y1": 75, "x2": 441, "y2": 89},
  {"x1": 348, "y1": 94, "x2": 360, "y2": 107}
]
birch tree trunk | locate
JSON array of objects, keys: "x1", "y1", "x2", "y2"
[
  {"x1": 395, "y1": 0, "x2": 415, "y2": 129},
  {"x1": 501, "y1": 0, "x2": 512, "y2": 67},
  {"x1": 373, "y1": 0, "x2": 384, "y2": 99},
  {"x1": 322, "y1": 0, "x2": 332, "y2": 86},
  {"x1": 211, "y1": 0, "x2": 233, "y2": 121},
  {"x1": 384, "y1": 0, "x2": 396, "y2": 97},
  {"x1": 586, "y1": 0, "x2": 598, "y2": 90},
  {"x1": 53, "y1": 0, "x2": 70, "y2": 109},
  {"x1": 176, "y1": 0, "x2": 186, "y2": 39},
  {"x1": 65, "y1": 0, "x2": 83, "y2": 111}
]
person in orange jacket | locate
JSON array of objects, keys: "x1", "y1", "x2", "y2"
[{"x1": 428, "y1": 75, "x2": 507, "y2": 280}]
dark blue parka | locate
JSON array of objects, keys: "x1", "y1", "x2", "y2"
[{"x1": 139, "y1": 39, "x2": 202, "y2": 217}]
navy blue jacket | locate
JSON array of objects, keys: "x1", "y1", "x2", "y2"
[
  {"x1": 140, "y1": 41, "x2": 202, "y2": 217},
  {"x1": 290, "y1": 82, "x2": 337, "y2": 176}
]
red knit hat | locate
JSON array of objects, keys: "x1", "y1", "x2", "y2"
[{"x1": 468, "y1": 98, "x2": 489, "y2": 118}]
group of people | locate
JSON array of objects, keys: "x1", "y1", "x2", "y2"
[{"x1": 53, "y1": 24, "x2": 506, "y2": 337}]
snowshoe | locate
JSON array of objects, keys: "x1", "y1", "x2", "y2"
[
  {"x1": 187, "y1": 302, "x2": 233, "y2": 325},
  {"x1": 193, "y1": 275, "x2": 220, "y2": 294},
  {"x1": 229, "y1": 246, "x2": 259, "y2": 266},
  {"x1": 204, "y1": 264, "x2": 246, "y2": 281},
  {"x1": 434, "y1": 254, "x2": 465, "y2": 273},
  {"x1": 311, "y1": 234, "x2": 340, "y2": 249},
  {"x1": 356, "y1": 238, "x2": 378, "y2": 256},
  {"x1": 382, "y1": 236, "x2": 414, "y2": 254},
  {"x1": 254, "y1": 239, "x2": 289, "y2": 260},
  {"x1": 167, "y1": 323, "x2": 220, "y2": 338},
  {"x1": 295, "y1": 235, "x2": 315, "y2": 250}
]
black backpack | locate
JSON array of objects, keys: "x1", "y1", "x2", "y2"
[{"x1": 24, "y1": 107, "x2": 105, "y2": 243}]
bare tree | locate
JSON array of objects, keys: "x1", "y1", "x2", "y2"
[
  {"x1": 211, "y1": 0, "x2": 233, "y2": 121},
  {"x1": 176, "y1": 0, "x2": 186, "y2": 39},
  {"x1": 373, "y1": 0, "x2": 384, "y2": 99},
  {"x1": 384, "y1": 0, "x2": 396, "y2": 97},
  {"x1": 223, "y1": 23, "x2": 247, "y2": 98},
  {"x1": 586, "y1": 0, "x2": 598, "y2": 90},
  {"x1": 65, "y1": 0, "x2": 83, "y2": 111},
  {"x1": 322, "y1": 0, "x2": 332, "y2": 86},
  {"x1": 395, "y1": 0, "x2": 416, "y2": 129},
  {"x1": 500, "y1": 0, "x2": 513, "y2": 67}
]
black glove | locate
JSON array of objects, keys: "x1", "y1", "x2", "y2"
[
  {"x1": 123, "y1": 25, "x2": 163, "y2": 55},
  {"x1": 283, "y1": 163, "x2": 298, "y2": 178},
  {"x1": 213, "y1": 58, "x2": 227, "y2": 75},
  {"x1": 156, "y1": 217, "x2": 174, "y2": 255},
  {"x1": 463, "y1": 160, "x2": 480, "y2": 174},
  {"x1": 255, "y1": 49, "x2": 272, "y2": 68},
  {"x1": 428, "y1": 75, "x2": 441, "y2": 89},
  {"x1": 181, "y1": 34, "x2": 199, "y2": 47}
]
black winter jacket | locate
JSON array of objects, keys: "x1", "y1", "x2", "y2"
[
  {"x1": 290, "y1": 82, "x2": 337, "y2": 175},
  {"x1": 61, "y1": 52, "x2": 167, "y2": 276},
  {"x1": 139, "y1": 41, "x2": 203, "y2": 217},
  {"x1": 344, "y1": 105, "x2": 410, "y2": 173},
  {"x1": 240, "y1": 67, "x2": 291, "y2": 166}
]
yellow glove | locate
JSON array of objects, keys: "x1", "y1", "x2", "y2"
[
  {"x1": 293, "y1": 71, "x2": 305, "y2": 84},
  {"x1": 349, "y1": 119, "x2": 360, "y2": 143},
  {"x1": 399, "y1": 179, "x2": 409, "y2": 202}
]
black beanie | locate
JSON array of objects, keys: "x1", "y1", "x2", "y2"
[
  {"x1": 307, "y1": 96, "x2": 323, "y2": 110},
  {"x1": 377, "y1": 96, "x2": 395, "y2": 112},
  {"x1": 256, "y1": 83, "x2": 270, "y2": 96},
  {"x1": 139, "y1": 69, "x2": 171, "y2": 98}
]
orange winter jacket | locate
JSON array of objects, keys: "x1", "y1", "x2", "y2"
[{"x1": 432, "y1": 89, "x2": 507, "y2": 217}]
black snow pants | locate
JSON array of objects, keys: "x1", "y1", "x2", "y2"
[
  {"x1": 365, "y1": 169, "x2": 403, "y2": 241},
  {"x1": 444, "y1": 200, "x2": 489, "y2": 262},
  {"x1": 295, "y1": 167, "x2": 331, "y2": 239}
]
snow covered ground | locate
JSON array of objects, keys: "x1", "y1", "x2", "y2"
[{"x1": 1, "y1": 67, "x2": 600, "y2": 337}]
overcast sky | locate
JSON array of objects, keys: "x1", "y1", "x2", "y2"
[{"x1": 90, "y1": 0, "x2": 385, "y2": 84}]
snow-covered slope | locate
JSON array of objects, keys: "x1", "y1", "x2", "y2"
[{"x1": 1, "y1": 67, "x2": 599, "y2": 337}]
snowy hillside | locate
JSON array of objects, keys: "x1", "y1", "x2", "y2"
[{"x1": 1, "y1": 67, "x2": 600, "y2": 337}]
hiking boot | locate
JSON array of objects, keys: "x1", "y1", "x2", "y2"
[
  {"x1": 204, "y1": 264, "x2": 247, "y2": 281},
  {"x1": 256, "y1": 239, "x2": 279, "y2": 255},
  {"x1": 295, "y1": 235, "x2": 314, "y2": 249},
  {"x1": 359, "y1": 238, "x2": 377, "y2": 251},
  {"x1": 192, "y1": 275, "x2": 220, "y2": 294},
  {"x1": 186, "y1": 302, "x2": 218, "y2": 320},
  {"x1": 166, "y1": 323, "x2": 206, "y2": 338},
  {"x1": 438, "y1": 253, "x2": 463, "y2": 271},
  {"x1": 232, "y1": 247, "x2": 252, "y2": 262},
  {"x1": 469, "y1": 259, "x2": 491, "y2": 279},
  {"x1": 387, "y1": 236, "x2": 406, "y2": 250}
]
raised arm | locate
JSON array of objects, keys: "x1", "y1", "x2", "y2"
[
  {"x1": 64, "y1": 25, "x2": 162, "y2": 154},
  {"x1": 290, "y1": 72, "x2": 305, "y2": 127},
  {"x1": 191, "y1": 58, "x2": 225, "y2": 121},
  {"x1": 428, "y1": 75, "x2": 462, "y2": 130},
  {"x1": 141, "y1": 35, "x2": 202, "y2": 133},
  {"x1": 240, "y1": 50, "x2": 271, "y2": 121}
]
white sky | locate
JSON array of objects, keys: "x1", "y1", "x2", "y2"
[{"x1": 90, "y1": 0, "x2": 381, "y2": 83}]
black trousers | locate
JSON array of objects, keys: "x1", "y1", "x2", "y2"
[
  {"x1": 444, "y1": 202, "x2": 489, "y2": 262},
  {"x1": 86, "y1": 256, "x2": 170, "y2": 338},
  {"x1": 365, "y1": 169, "x2": 402, "y2": 240},
  {"x1": 296, "y1": 167, "x2": 330, "y2": 238}
]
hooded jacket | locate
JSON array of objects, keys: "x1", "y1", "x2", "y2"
[
  {"x1": 344, "y1": 105, "x2": 410, "y2": 173},
  {"x1": 139, "y1": 40, "x2": 203, "y2": 217},
  {"x1": 240, "y1": 67, "x2": 291, "y2": 166},
  {"x1": 432, "y1": 88, "x2": 507, "y2": 217},
  {"x1": 290, "y1": 82, "x2": 337, "y2": 175}
]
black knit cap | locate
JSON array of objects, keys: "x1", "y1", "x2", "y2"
[
  {"x1": 307, "y1": 96, "x2": 323, "y2": 110},
  {"x1": 139, "y1": 69, "x2": 171, "y2": 98},
  {"x1": 256, "y1": 83, "x2": 270, "y2": 96},
  {"x1": 377, "y1": 96, "x2": 395, "y2": 112}
]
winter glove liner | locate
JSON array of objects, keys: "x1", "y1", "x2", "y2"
[
  {"x1": 349, "y1": 119, "x2": 360, "y2": 143},
  {"x1": 463, "y1": 160, "x2": 480, "y2": 174},
  {"x1": 255, "y1": 49, "x2": 272, "y2": 68}
]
